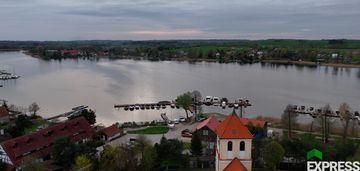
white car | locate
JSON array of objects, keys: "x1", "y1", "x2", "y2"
[
  {"x1": 212, "y1": 97, "x2": 220, "y2": 106},
  {"x1": 221, "y1": 101, "x2": 226, "y2": 108},
  {"x1": 204, "y1": 96, "x2": 212, "y2": 102},
  {"x1": 179, "y1": 117, "x2": 186, "y2": 122},
  {"x1": 173, "y1": 119, "x2": 180, "y2": 124},
  {"x1": 167, "y1": 122, "x2": 175, "y2": 129}
]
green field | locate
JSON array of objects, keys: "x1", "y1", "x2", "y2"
[{"x1": 128, "y1": 126, "x2": 169, "y2": 134}]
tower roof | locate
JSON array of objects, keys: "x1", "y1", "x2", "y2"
[
  {"x1": 224, "y1": 157, "x2": 248, "y2": 171},
  {"x1": 215, "y1": 111, "x2": 252, "y2": 139}
]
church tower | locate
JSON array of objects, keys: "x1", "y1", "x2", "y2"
[{"x1": 215, "y1": 110, "x2": 253, "y2": 171}]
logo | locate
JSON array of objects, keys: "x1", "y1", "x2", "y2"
[
  {"x1": 306, "y1": 149, "x2": 360, "y2": 171},
  {"x1": 307, "y1": 149, "x2": 323, "y2": 160}
]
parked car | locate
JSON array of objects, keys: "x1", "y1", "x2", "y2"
[
  {"x1": 203, "y1": 96, "x2": 213, "y2": 105},
  {"x1": 221, "y1": 101, "x2": 227, "y2": 108},
  {"x1": 129, "y1": 137, "x2": 137, "y2": 143},
  {"x1": 181, "y1": 129, "x2": 192, "y2": 137},
  {"x1": 212, "y1": 97, "x2": 220, "y2": 106},
  {"x1": 173, "y1": 119, "x2": 180, "y2": 124},
  {"x1": 179, "y1": 117, "x2": 186, "y2": 122},
  {"x1": 167, "y1": 121, "x2": 175, "y2": 129}
]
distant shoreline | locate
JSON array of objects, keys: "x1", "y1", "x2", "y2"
[
  {"x1": 261, "y1": 59, "x2": 360, "y2": 68},
  {"x1": 11, "y1": 51, "x2": 360, "y2": 69}
]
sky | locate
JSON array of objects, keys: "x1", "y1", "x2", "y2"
[{"x1": 0, "y1": 0, "x2": 359, "y2": 40}]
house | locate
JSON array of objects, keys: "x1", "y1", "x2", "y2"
[
  {"x1": 195, "y1": 116, "x2": 219, "y2": 155},
  {"x1": 215, "y1": 110, "x2": 253, "y2": 171},
  {"x1": 0, "y1": 105, "x2": 10, "y2": 124},
  {"x1": 98, "y1": 124, "x2": 124, "y2": 141},
  {"x1": 0, "y1": 117, "x2": 94, "y2": 171},
  {"x1": 61, "y1": 50, "x2": 81, "y2": 56}
]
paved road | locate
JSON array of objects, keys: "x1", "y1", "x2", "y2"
[{"x1": 108, "y1": 121, "x2": 196, "y2": 146}]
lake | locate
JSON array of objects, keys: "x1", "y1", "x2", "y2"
[{"x1": 1, "y1": 51, "x2": 359, "y2": 125}]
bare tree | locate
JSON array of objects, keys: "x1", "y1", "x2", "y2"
[
  {"x1": 338, "y1": 102, "x2": 352, "y2": 141},
  {"x1": 315, "y1": 104, "x2": 335, "y2": 143},
  {"x1": 281, "y1": 104, "x2": 298, "y2": 138},
  {"x1": 28, "y1": 102, "x2": 40, "y2": 116}
]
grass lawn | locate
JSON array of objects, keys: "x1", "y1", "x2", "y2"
[{"x1": 128, "y1": 126, "x2": 169, "y2": 134}]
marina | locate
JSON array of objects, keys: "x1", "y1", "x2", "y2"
[
  {"x1": 0, "y1": 69, "x2": 20, "y2": 80},
  {"x1": 0, "y1": 51, "x2": 359, "y2": 125}
]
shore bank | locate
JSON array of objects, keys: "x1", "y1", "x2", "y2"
[{"x1": 261, "y1": 59, "x2": 360, "y2": 68}]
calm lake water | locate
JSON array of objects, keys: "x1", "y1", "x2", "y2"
[{"x1": 1, "y1": 51, "x2": 359, "y2": 125}]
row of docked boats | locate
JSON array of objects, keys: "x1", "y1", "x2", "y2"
[
  {"x1": 123, "y1": 101, "x2": 180, "y2": 111},
  {"x1": 0, "y1": 70, "x2": 20, "y2": 80}
]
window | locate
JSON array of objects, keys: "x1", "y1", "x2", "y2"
[
  {"x1": 227, "y1": 141, "x2": 232, "y2": 151},
  {"x1": 240, "y1": 141, "x2": 245, "y2": 151},
  {"x1": 203, "y1": 130, "x2": 208, "y2": 136}
]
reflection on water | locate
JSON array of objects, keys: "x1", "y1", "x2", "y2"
[{"x1": 1, "y1": 52, "x2": 359, "y2": 125}]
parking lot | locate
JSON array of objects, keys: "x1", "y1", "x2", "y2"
[{"x1": 108, "y1": 121, "x2": 197, "y2": 146}]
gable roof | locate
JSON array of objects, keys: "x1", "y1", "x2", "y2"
[
  {"x1": 0, "y1": 117, "x2": 94, "y2": 167},
  {"x1": 99, "y1": 124, "x2": 122, "y2": 137},
  {"x1": 0, "y1": 106, "x2": 9, "y2": 118},
  {"x1": 239, "y1": 118, "x2": 267, "y2": 128},
  {"x1": 224, "y1": 157, "x2": 248, "y2": 171},
  {"x1": 196, "y1": 116, "x2": 220, "y2": 132},
  {"x1": 215, "y1": 111, "x2": 252, "y2": 139}
]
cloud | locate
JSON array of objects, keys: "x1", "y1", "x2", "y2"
[{"x1": 0, "y1": 0, "x2": 359, "y2": 40}]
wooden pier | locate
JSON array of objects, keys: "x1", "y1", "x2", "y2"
[
  {"x1": 114, "y1": 98, "x2": 252, "y2": 117},
  {"x1": 46, "y1": 105, "x2": 88, "y2": 121}
]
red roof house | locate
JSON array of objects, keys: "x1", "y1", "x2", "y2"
[
  {"x1": 195, "y1": 116, "x2": 220, "y2": 155},
  {"x1": 239, "y1": 118, "x2": 266, "y2": 128},
  {"x1": 196, "y1": 115, "x2": 219, "y2": 132},
  {"x1": 98, "y1": 124, "x2": 124, "y2": 141},
  {"x1": 0, "y1": 117, "x2": 94, "y2": 170},
  {"x1": 0, "y1": 105, "x2": 10, "y2": 124},
  {"x1": 61, "y1": 50, "x2": 81, "y2": 56}
]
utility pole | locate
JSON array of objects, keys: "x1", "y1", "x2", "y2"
[{"x1": 288, "y1": 107, "x2": 292, "y2": 139}]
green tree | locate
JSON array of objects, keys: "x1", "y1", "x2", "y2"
[
  {"x1": 73, "y1": 155, "x2": 92, "y2": 171},
  {"x1": 99, "y1": 145, "x2": 119, "y2": 171},
  {"x1": 134, "y1": 135, "x2": 151, "y2": 161},
  {"x1": 191, "y1": 132, "x2": 202, "y2": 156},
  {"x1": 264, "y1": 141, "x2": 285, "y2": 171},
  {"x1": 52, "y1": 137, "x2": 77, "y2": 168},
  {"x1": 7, "y1": 115, "x2": 33, "y2": 137},
  {"x1": 155, "y1": 137, "x2": 187, "y2": 168},
  {"x1": 140, "y1": 146, "x2": 156, "y2": 171},
  {"x1": 347, "y1": 146, "x2": 360, "y2": 161},
  {"x1": 176, "y1": 93, "x2": 193, "y2": 119},
  {"x1": 70, "y1": 109, "x2": 96, "y2": 125}
]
